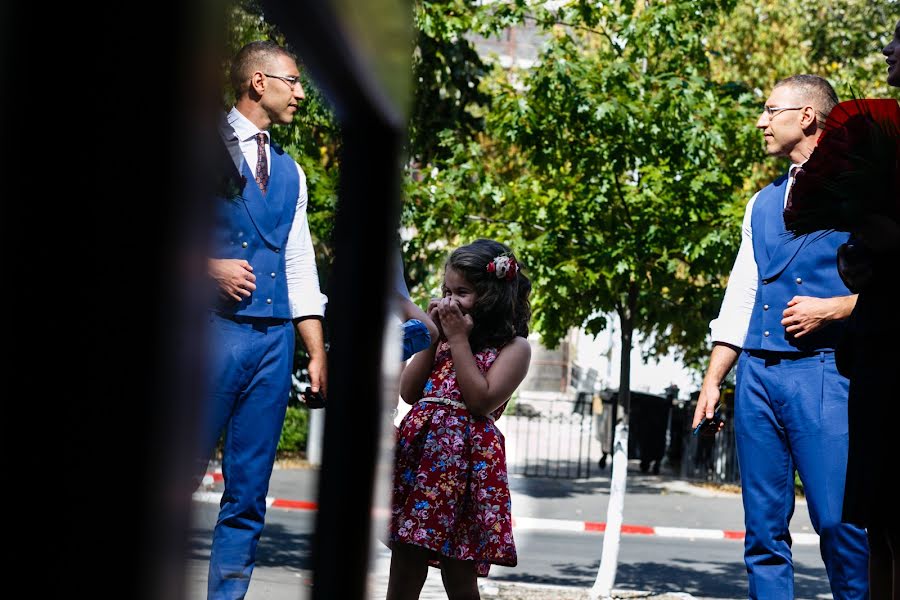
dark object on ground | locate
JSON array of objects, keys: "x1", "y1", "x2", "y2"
[
  {"x1": 513, "y1": 403, "x2": 541, "y2": 418},
  {"x1": 595, "y1": 390, "x2": 671, "y2": 473}
]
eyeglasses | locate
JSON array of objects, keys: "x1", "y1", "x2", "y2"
[
  {"x1": 762, "y1": 106, "x2": 804, "y2": 118},
  {"x1": 263, "y1": 73, "x2": 302, "y2": 90}
]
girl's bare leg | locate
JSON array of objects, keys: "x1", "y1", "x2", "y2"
[
  {"x1": 438, "y1": 556, "x2": 480, "y2": 600},
  {"x1": 386, "y1": 543, "x2": 430, "y2": 600}
]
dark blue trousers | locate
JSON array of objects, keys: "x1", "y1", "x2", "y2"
[
  {"x1": 735, "y1": 350, "x2": 868, "y2": 600},
  {"x1": 202, "y1": 313, "x2": 294, "y2": 600}
]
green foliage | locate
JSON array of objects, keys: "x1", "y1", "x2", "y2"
[
  {"x1": 707, "y1": 0, "x2": 900, "y2": 190},
  {"x1": 225, "y1": 0, "x2": 898, "y2": 382},
  {"x1": 402, "y1": 0, "x2": 898, "y2": 380},
  {"x1": 408, "y1": 29, "x2": 491, "y2": 164},
  {"x1": 404, "y1": 1, "x2": 761, "y2": 377},
  {"x1": 278, "y1": 405, "x2": 310, "y2": 455},
  {"x1": 709, "y1": 0, "x2": 898, "y2": 98},
  {"x1": 508, "y1": 4, "x2": 759, "y2": 371}
]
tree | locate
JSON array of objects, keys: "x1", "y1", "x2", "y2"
[
  {"x1": 403, "y1": 0, "x2": 900, "y2": 364},
  {"x1": 404, "y1": 1, "x2": 760, "y2": 592},
  {"x1": 407, "y1": 0, "x2": 758, "y2": 381}
]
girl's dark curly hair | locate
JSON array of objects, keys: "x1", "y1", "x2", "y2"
[{"x1": 445, "y1": 239, "x2": 531, "y2": 351}]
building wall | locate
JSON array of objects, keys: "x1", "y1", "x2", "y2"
[
  {"x1": 519, "y1": 332, "x2": 572, "y2": 394},
  {"x1": 466, "y1": 21, "x2": 545, "y2": 69}
]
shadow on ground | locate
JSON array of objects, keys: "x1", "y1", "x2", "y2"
[
  {"x1": 491, "y1": 557, "x2": 831, "y2": 599},
  {"x1": 508, "y1": 460, "x2": 718, "y2": 500},
  {"x1": 187, "y1": 503, "x2": 314, "y2": 571}
]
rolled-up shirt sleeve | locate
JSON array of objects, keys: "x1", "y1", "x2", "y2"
[
  {"x1": 708, "y1": 192, "x2": 759, "y2": 347},
  {"x1": 285, "y1": 163, "x2": 327, "y2": 318}
]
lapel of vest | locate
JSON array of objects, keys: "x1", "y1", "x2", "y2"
[
  {"x1": 238, "y1": 160, "x2": 280, "y2": 246},
  {"x1": 760, "y1": 174, "x2": 812, "y2": 281},
  {"x1": 266, "y1": 146, "x2": 292, "y2": 232}
]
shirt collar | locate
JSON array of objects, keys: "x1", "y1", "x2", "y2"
[{"x1": 222, "y1": 106, "x2": 269, "y2": 144}]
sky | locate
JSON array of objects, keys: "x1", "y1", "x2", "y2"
[{"x1": 573, "y1": 325, "x2": 702, "y2": 401}]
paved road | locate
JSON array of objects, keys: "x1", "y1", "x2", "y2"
[{"x1": 185, "y1": 461, "x2": 831, "y2": 599}]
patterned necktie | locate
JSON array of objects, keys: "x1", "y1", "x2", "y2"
[
  {"x1": 786, "y1": 165, "x2": 803, "y2": 211},
  {"x1": 255, "y1": 132, "x2": 269, "y2": 193}
]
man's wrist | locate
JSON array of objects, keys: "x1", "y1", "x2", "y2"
[{"x1": 701, "y1": 378, "x2": 721, "y2": 392}]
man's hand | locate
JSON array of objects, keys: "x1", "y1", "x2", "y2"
[
  {"x1": 692, "y1": 343, "x2": 739, "y2": 432},
  {"x1": 307, "y1": 352, "x2": 327, "y2": 397},
  {"x1": 209, "y1": 258, "x2": 256, "y2": 302},
  {"x1": 692, "y1": 381, "x2": 724, "y2": 433},
  {"x1": 296, "y1": 318, "x2": 327, "y2": 397},
  {"x1": 781, "y1": 295, "x2": 855, "y2": 338}
]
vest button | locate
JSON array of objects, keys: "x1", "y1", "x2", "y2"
[
  {"x1": 271, "y1": 272, "x2": 276, "y2": 278},
  {"x1": 266, "y1": 298, "x2": 272, "y2": 304},
  {"x1": 241, "y1": 242, "x2": 248, "y2": 248},
  {"x1": 795, "y1": 277, "x2": 802, "y2": 284},
  {"x1": 763, "y1": 304, "x2": 769, "y2": 310},
  {"x1": 764, "y1": 331, "x2": 770, "y2": 337},
  {"x1": 275, "y1": 248, "x2": 280, "y2": 253}
]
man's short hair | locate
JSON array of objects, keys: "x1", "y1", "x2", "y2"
[
  {"x1": 230, "y1": 40, "x2": 294, "y2": 97},
  {"x1": 773, "y1": 74, "x2": 839, "y2": 120}
]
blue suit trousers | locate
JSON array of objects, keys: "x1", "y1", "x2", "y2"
[
  {"x1": 735, "y1": 350, "x2": 868, "y2": 600},
  {"x1": 202, "y1": 313, "x2": 295, "y2": 600}
]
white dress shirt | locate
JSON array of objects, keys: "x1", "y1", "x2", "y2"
[
  {"x1": 219, "y1": 107, "x2": 327, "y2": 318},
  {"x1": 708, "y1": 165, "x2": 801, "y2": 347}
]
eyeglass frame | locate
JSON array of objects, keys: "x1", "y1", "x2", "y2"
[
  {"x1": 762, "y1": 105, "x2": 805, "y2": 118},
  {"x1": 262, "y1": 73, "x2": 303, "y2": 90}
]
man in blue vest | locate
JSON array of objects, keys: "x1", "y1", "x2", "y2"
[
  {"x1": 202, "y1": 40, "x2": 328, "y2": 600},
  {"x1": 695, "y1": 75, "x2": 868, "y2": 599}
]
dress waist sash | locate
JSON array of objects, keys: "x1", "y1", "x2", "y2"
[{"x1": 418, "y1": 396, "x2": 494, "y2": 421}]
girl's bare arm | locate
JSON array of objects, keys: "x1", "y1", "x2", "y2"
[{"x1": 447, "y1": 335, "x2": 531, "y2": 417}]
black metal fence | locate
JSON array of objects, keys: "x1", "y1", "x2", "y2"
[
  {"x1": 671, "y1": 401, "x2": 740, "y2": 484},
  {"x1": 500, "y1": 396, "x2": 742, "y2": 485},
  {"x1": 502, "y1": 411, "x2": 597, "y2": 478}
]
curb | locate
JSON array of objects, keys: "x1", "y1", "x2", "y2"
[{"x1": 195, "y1": 473, "x2": 819, "y2": 546}]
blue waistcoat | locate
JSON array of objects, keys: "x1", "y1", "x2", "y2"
[
  {"x1": 744, "y1": 173, "x2": 851, "y2": 352},
  {"x1": 212, "y1": 142, "x2": 299, "y2": 319}
]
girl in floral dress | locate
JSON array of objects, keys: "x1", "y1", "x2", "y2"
[{"x1": 386, "y1": 239, "x2": 532, "y2": 600}]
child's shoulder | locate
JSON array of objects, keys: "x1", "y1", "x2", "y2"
[{"x1": 497, "y1": 336, "x2": 531, "y2": 357}]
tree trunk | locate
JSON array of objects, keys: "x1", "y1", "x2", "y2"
[{"x1": 590, "y1": 285, "x2": 637, "y2": 599}]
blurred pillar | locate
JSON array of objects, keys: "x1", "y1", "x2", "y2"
[{"x1": 258, "y1": 1, "x2": 412, "y2": 598}]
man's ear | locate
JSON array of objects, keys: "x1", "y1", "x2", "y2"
[
  {"x1": 249, "y1": 71, "x2": 266, "y2": 95},
  {"x1": 801, "y1": 105, "x2": 819, "y2": 130}
]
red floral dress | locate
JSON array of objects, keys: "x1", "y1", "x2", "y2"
[{"x1": 389, "y1": 341, "x2": 516, "y2": 576}]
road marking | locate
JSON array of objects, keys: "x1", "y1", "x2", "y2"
[{"x1": 194, "y1": 475, "x2": 816, "y2": 545}]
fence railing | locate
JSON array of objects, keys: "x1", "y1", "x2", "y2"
[
  {"x1": 499, "y1": 399, "x2": 742, "y2": 485},
  {"x1": 677, "y1": 420, "x2": 740, "y2": 484},
  {"x1": 502, "y1": 412, "x2": 598, "y2": 479}
]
